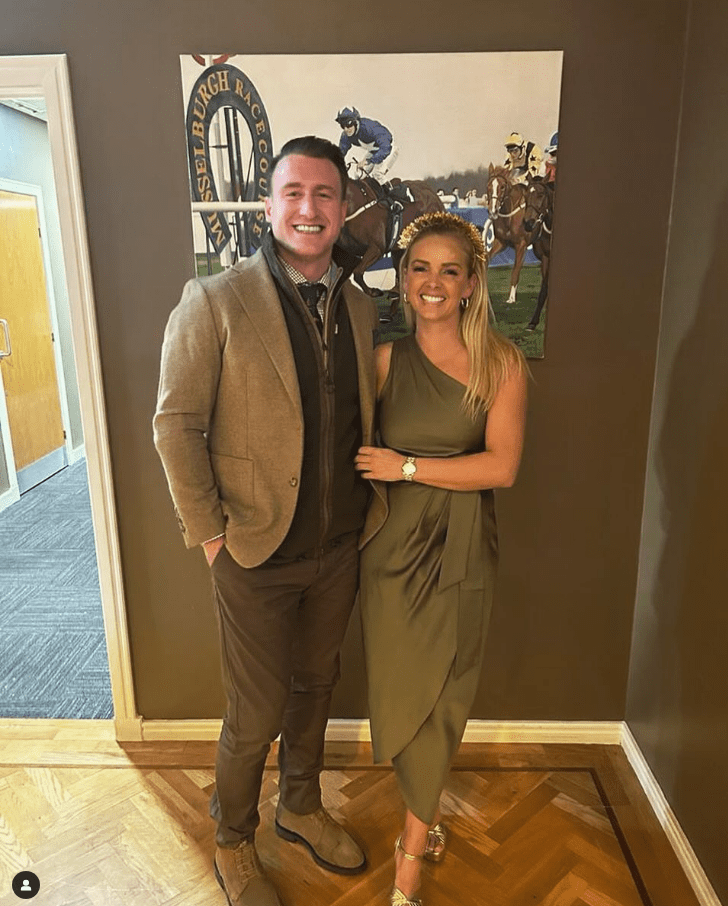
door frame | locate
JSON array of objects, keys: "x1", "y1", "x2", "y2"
[
  {"x1": 0, "y1": 177, "x2": 75, "y2": 502},
  {"x1": 0, "y1": 55, "x2": 138, "y2": 735}
]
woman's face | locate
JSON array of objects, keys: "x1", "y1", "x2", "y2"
[{"x1": 404, "y1": 233, "x2": 476, "y2": 327}]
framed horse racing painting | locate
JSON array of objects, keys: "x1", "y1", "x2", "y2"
[{"x1": 179, "y1": 51, "x2": 563, "y2": 358}]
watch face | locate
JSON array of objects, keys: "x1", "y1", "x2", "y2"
[{"x1": 402, "y1": 460, "x2": 416, "y2": 478}]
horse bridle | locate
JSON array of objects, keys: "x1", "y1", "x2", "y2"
[
  {"x1": 345, "y1": 182, "x2": 380, "y2": 222},
  {"x1": 488, "y1": 174, "x2": 526, "y2": 219},
  {"x1": 525, "y1": 184, "x2": 553, "y2": 235}
]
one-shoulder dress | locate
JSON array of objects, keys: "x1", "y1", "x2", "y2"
[{"x1": 360, "y1": 334, "x2": 498, "y2": 824}]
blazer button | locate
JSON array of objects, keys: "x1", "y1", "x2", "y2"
[{"x1": 289, "y1": 477, "x2": 298, "y2": 487}]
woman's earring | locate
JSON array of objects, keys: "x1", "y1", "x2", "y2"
[{"x1": 460, "y1": 297, "x2": 470, "y2": 310}]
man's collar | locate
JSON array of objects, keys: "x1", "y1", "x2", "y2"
[
  {"x1": 279, "y1": 257, "x2": 334, "y2": 289},
  {"x1": 261, "y1": 225, "x2": 364, "y2": 285}
]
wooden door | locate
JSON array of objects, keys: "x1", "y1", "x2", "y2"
[{"x1": 0, "y1": 189, "x2": 65, "y2": 472}]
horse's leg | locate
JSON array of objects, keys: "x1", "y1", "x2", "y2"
[
  {"x1": 507, "y1": 240, "x2": 527, "y2": 305},
  {"x1": 526, "y1": 273, "x2": 548, "y2": 330},
  {"x1": 353, "y1": 237, "x2": 388, "y2": 297},
  {"x1": 389, "y1": 245, "x2": 405, "y2": 293},
  {"x1": 526, "y1": 249, "x2": 549, "y2": 330},
  {"x1": 354, "y1": 272, "x2": 374, "y2": 294},
  {"x1": 484, "y1": 236, "x2": 509, "y2": 306},
  {"x1": 390, "y1": 244, "x2": 404, "y2": 274},
  {"x1": 486, "y1": 236, "x2": 506, "y2": 267}
]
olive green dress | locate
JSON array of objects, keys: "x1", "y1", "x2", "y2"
[{"x1": 360, "y1": 334, "x2": 498, "y2": 824}]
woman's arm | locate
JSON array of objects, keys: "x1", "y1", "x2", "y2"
[
  {"x1": 374, "y1": 342, "x2": 393, "y2": 397},
  {"x1": 355, "y1": 364, "x2": 527, "y2": 491}
]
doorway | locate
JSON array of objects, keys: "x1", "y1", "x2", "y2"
[
  {"x1": 0, "y1": 56, "x2": 137, "y2": 734},
  {"x1": 0, "y1": 174, "x2": 112, "y2": 717},
  {"x1": 0, "y1": 183, "x2": 68, "y2": 498}
]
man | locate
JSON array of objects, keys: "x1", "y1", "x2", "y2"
[
  {"x1": 154, "y1": 136, "x2": 378, "y2": 906},
  {"x1": 503, "y1": 131, "x2": 543, "y2": 183},
  {"x1": 335, "y1": 105, "x2": 414, "y2": 255},
  {"x1": 335, "y1": 106, "x2": 398, "y2": 181},
  {"x1": 544, "y1": 131, "x2": 558, "y2": 184}
]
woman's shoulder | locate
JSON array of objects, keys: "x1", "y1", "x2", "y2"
[
  {"x1": 375, "y1": 334, "x2": 420, "y2": 388},
  {"x1": 375, "y1": 332, "x2": 414, "y2": 366}
]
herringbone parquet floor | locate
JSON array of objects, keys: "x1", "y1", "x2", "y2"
[{"x1": 0, "y1": 722, "x2": 701, "y2": 906}]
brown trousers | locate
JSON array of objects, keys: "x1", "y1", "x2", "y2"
[{"x1": 208, "y1": 535, "x2": 359, "y2": 847}]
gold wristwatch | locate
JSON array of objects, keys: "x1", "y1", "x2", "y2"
[{"x1": 401, "y1": 456, "x2": 417, "y2": 482}]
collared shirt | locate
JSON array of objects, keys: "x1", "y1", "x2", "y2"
[{"x1": 279, "y1": 258, "x2": 335, "y2": 322}]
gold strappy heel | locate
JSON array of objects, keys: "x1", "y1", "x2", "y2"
[
  {"x1": 391, "y1": 889, "x2": 423, "y2": 906},
  {"x1": 424, "y1": 822, "x2": 447, "y2": 863},
  {"x1": 390, "y1": 836, "x2": 423, "y2": 906}
]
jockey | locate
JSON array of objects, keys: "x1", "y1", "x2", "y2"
[
  {"x1": 335, "y1": 106, "x2": 412, "y2": 234},
  {"x1": 504, "y1": 132, "x2": 543, "y2": 183},
  {"x1": 544, "y1": 131, "x2": 558, "y2": 184},
  {"x1": 336, "y1": 107, "x2": 399, "y2": 182}
]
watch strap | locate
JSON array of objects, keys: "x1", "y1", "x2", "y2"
[{"x1": 401, "y1": 456, "x2": 417, "y2": 482}]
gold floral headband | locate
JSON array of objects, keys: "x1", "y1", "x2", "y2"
[{"x1": 397, "y1": 211, "x2": 487, "y2": 262}]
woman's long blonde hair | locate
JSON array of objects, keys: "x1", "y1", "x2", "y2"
[{"x1": 398, "y1": 212, "x2": 526, "y2": 419}]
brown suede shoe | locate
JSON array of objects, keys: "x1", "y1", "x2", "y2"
[
  {"x1": 275, "y1": 803, "x2": 367, "y2": 875},
  {"x1": 214, "y1": 839, "x2": 283, "y2": 906}
]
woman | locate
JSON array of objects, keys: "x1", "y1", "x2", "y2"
[{"x1": 355, "y1": 212, "x2": 527, "y2": 905}]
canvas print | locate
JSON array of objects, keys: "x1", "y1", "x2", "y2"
[{"x1": 180, "y1": 52, "x2": 563, "y2": 358}]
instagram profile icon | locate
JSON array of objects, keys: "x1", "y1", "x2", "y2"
[{"x1": 12, "y1": 871, "x2": 40, "y2": 899}]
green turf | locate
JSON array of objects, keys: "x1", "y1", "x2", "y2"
[
  {"x1": 195, "y1": 253, "x2": 224, "y2": 276},
  {"x1": 487, "y1": 264, "x2": 546, "y2": 359}
]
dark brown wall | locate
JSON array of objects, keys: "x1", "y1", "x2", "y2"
[
  {"x1": 1, "y1": 0, "x2": 686, "y2": 721},
  {"x1": 626, "y1": 0, "x2": 728, "y2": 900}
]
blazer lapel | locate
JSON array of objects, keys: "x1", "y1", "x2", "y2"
[
  {"x1": 342, "y1": 284, "x2": 377, "y2": 445},
  {"x1": 225, "y1": 252, "x2": 301, "y2": 409}
]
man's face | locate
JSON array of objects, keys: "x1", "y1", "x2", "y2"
[
  {"x1": 343, "y1": 122, "x2": 357, "y2": 137},
  {"x1": 265, "y1": 154, "x2": 348, "y2": 279}
]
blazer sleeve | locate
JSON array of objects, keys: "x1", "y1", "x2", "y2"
[{"x1": 153, "y1": 278, "x2": 226, "y2": 548}]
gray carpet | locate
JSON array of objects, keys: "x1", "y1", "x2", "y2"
[{"x1": 0, "y1": 459, "x2": 113, "y2": 718}]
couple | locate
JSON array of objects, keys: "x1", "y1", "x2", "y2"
[{"x1": 154, "y1": 136, "x2": 527, "y2": 906}]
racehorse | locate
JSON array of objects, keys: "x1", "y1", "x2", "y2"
[
  {"x1": 343, "y1": 177, "x2": 444, "y2": 295},
  {"x1": 522, "y1": 177, "x2": 554, "y2": 331},
  {"x1": 485, "y1": 164, "x2": 531, "y2": 305}
]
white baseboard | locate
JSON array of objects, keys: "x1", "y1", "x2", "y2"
[
  {"x1": 17, "y1": 446, "x2": 67, "y2": 493},
  {"x1": 620, "y1": 724, "x2": 721, "y2": 906},
  {"x1": 322, "y1": 719, "x2": 370, "y2": 742},
  {"x1": 114, "y1": 716, "x2": 143, "y2": 740},
  {"x1": 135, "y1": 717, "x2": 623, "y2": 745},
  {"x1": 67, "y1": 443, "x2": 86, "y2": 465},
  {"x1": 0, "y1": 483, "x2": 20, "y2": 514},
  {"x1": 139, "y1": 719, "x2": 221, "y2": 741},
  {"x1": 460, "y1": 720, "x2": 623, "y2": 744}
]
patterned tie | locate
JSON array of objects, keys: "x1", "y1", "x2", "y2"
[{"x1": 299, "y1": 282, "x2": 326, "y2": 333}]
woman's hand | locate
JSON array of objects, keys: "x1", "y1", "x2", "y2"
[{"x1": 355, "y1": 446, "x2": 409, "y2": 482}]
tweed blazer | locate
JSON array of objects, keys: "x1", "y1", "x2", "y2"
[{"x1": 154, "y1": 249, "x2": 379, "y2": 568}]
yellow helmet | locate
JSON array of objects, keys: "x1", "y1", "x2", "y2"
[{"x1": 505, "y1": 132, "x2": 524, "y2": 149}]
